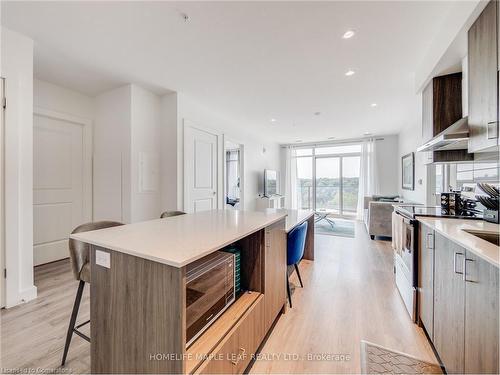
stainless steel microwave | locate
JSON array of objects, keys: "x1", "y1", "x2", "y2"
[{"x1": 186, "y1": 251, "x2": 235, "y2": 347}]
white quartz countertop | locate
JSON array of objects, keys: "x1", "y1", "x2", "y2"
[
  {"x1": 263, "y1": 209, "x2": 314, "y2": 233},
  {"x1": 418, "y1": 217, "x2": 500, "y2": 268},
  {"x1": 70, "y1": 210, "x2": 287, "y2": 268}
]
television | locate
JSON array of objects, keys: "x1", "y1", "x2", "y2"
[{"x1": 264, "y1": 169, "x2": 279, "y2": 197}]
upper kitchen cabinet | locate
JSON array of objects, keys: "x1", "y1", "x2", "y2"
[{"x1": 468, "y1": 0, "x2": 499, "y2": 153}]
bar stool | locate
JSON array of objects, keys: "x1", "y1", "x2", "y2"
[
  {"x1": 61, "y1": 221, "x2": 123, "y2": 366},
  {"x1": 286, "y1": 220, "x2": 308, "y2": 308},
  {"x1": 160, "y1": 210, "x2": 186, "y2": 218}
]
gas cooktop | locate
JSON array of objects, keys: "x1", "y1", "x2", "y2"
[{"x1": 395, "y1": 205, "x2": 483, "y2": 220}]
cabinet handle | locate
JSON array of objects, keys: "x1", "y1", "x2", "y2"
[
  {"x1": 463, "y1": 258, "x2": 476, "y2": 282},
  {"x1": 487, "y1": 121, "x2": 499, "y2": 140},
  {"x1": 453, "y1": 252, "x2": 464, "y2": 274},
  {"x1": 231, "y1": 347, "x2": 246, "y2": 365},
  {"x1": 426, "y1": 233, "x2": 434, "y2": 250}
]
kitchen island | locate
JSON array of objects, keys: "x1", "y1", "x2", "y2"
[{"x1": 71, "y1": 210, "x2": 288, "y2": 374}]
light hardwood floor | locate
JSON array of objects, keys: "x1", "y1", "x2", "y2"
[{"x1": 1, "y1": 221, "x2": 437, "y2": 373}]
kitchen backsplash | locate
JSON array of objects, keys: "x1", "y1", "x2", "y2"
[{"x1": 435, "y1": 152, "x2": 499, "y2": 194}]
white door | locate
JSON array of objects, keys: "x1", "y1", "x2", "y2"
[
  {"x1": 33, "y1": 114, "x2": 85, "y2": 266},
  {"x1": 184, "y1": 124, "x2": 218, "y2": 213}
]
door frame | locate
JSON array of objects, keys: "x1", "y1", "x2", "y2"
[
  {"x1": 223, "y1": 135, "x2": 245, "y2": 210},
  {"x1": 0, "y1": 78, "x2": 4, "y2": 308},
  {"x1": 33, "y1": 107, "x2": 93, "y2": 224},
  {"x1": 183, "y1": 119, "x2": 222, "y2": 212}
]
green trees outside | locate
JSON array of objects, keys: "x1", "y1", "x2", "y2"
[{"x1": 297, "y1": 177, "x2": 359, "y2": 212}]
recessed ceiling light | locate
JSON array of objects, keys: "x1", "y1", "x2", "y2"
[
  {"x1": 345, "y1": 70, "x2": 355, "y2": 76},
  {"x1": 364, "y1": 132, "x2": 372, "y2": 136},
  {"x1": 295, "y1": 140, "x2": 303, "y2": 143},
  {"x1": 371, "y1": 103, "x2": 378, "y2": 107},
  {"x1": 342, "y1": 30, "x2": 355, "y2": 39},
  {"x1": 270, "y1": 118, "x2": 277, "y2": 122}
]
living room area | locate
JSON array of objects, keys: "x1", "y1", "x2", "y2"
[{"x1": 281, "y1": 135, "x2": 403, "y2": 240}]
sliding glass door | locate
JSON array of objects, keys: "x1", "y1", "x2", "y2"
[
  {"x1": 341, "y1": 156, "x2": 361, "y2": 215},
  {"x1": 315, "y1": 157, "x2": 340, "y2": 214},
  {"x1": 295, "y1": 144, "x2": 361, "y2": 217}
]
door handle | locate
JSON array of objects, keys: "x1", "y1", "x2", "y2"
[
  {"x1": 453, "y1": 252, "x2": 464, "y2": 274},
  {"x1": 487, "y1": 121, "x2": 499, "y2": 139},
  {"x1": 463, "y1": 258, "x2": 476, "y2": 282},
  {"x1": 426, "y1": 233, "x2": 434, "y2": 250}
]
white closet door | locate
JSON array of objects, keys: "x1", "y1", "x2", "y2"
[{"x1": 33, "y1": 114, "x2": 84, "y2": 265}]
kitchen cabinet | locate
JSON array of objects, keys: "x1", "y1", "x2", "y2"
[
  {"x1": 418, "y1": 224, "x2": 434, "y2": 340},
  {"x1": 433, "y1": 232, "x2": 465, "y2": 374},
  {"x1": 468, "y1": 0, "x2": 499, "y2": 152},
  {"x1": 426, "y1": 230, "x2": 499, "y2": 374},
  {"x1": 199, "y1": 296, "x2": 265, "y2": 375},
  {"x1": 263, "y1": 220, "x2": 286, "y2": 333},
  {"x1": 464, "y1": 251, "x2": 499, "y2": 374}
]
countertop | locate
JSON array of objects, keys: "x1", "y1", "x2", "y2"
[
  {"x1": 418, "y1": 217, "x2": 500, "y2": 268},
  {"x1": 70, "y1": 210, "x2": 287, "y2": 268},
  {"x1": 264, "y1": 209, "x2": 314, "y2": 233}
]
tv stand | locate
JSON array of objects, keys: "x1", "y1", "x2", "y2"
[{"x1": 257, "y1": 195, "x2": 285, "y2": 210}]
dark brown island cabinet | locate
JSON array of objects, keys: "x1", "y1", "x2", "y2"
[
  {"x1": 71, "y1": 210, "x2": 289, "y2": 374},
  {"x1": 418, "y1": 223, "x2": 499, "y2": 374},
  {"x1": 468, "y1": 0, "x2": 499, "y2": 153}
]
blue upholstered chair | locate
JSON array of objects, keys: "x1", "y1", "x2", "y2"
[{"x1": 286, "y1": 220, "x2": 308, "y2": 308}]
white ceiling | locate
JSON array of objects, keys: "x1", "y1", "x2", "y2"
[{"x1": 1, "y1": 1, "x2": 472, "y2": 143}]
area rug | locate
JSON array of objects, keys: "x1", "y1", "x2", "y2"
[
  {"x1": 360, "y1": 340, "x2": 442, "y2": 374},
  {"x1": 315, "y1": 218, "x2": 355, "y2": 238}
]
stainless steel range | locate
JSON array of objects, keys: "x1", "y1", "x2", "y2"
[{"x1": 392, "y1": 204, "x2": 482, "y2": 322}]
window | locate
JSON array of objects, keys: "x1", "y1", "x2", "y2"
[
  {"x1": 315, "y1": 144, "x2": 362, "y2": 155},
  {"x1": 296, "y1": 157, "x2": 313, "y2": 209},
  {"x1": 435, "y1": 164, "x2": 443, "y2": 195},
  {"x1": 295, "y1": 148, "x2": 313, "y2": 157},
  {"x1": 293, "y1": 143, "x2": 361, "y2": 217}
]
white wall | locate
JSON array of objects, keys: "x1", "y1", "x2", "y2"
[
  {"x1": 177, "y1": 94, "x2": 281, "y2": 211},
  {"x1": 93, "y1": 85, "x2": 132, "y2": 222},
  {"x1": 375, "y1": 135, "x2": 399, "y2": 196},
  {"x1": 1, "y1": 28, "x2": 37, "y2": 307},
  {"x1": 34, "y1": 79, "x2": 94, "y2": 120},
  {"x1": 94, "y1": 84, "x2": 165, "y2": 222},
  {"x1": 398, "y1": 93, "x2": 428, "y2": 204},
  {"x1": 160, "y1": 93, "x2": 179, "y2": 211},
  {"x1": 130, "y1": 85, "x2": 161, "y2": 221}
]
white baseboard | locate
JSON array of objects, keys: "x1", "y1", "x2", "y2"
[{"x1": 6, "y1": 285, "x2": 37, "y2": 308}]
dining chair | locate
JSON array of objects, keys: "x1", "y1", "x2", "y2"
[
  {"x1": 160, "y1": 210, "x2": 186, "y2": 218},
  {"x1": 286, "y1": 220, "x2": 308, "y2": 308}
]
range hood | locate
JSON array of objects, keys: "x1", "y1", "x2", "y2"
[{"x1": 417, "y1": 117, "x2": 469, "y2": 152}]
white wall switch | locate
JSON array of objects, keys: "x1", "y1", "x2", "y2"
[{"x1": 95, "y1": 249, "x2": 111, "y2": 269}]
